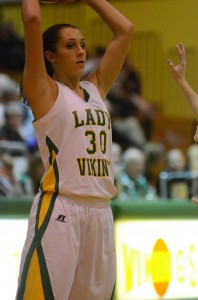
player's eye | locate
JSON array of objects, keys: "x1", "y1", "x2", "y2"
[
  {"x1": 80, "y1": 42, "x2": 86, "y2": 49},
  {"x1": 66, "y1": 43, "x2": 74, "y2": 49}
]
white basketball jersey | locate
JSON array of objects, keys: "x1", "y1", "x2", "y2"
[{"x1": 33, "y1": 81, "x2": 116, "y2": 200}]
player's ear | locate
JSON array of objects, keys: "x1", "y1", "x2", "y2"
[{"x1": 45, "y1": 50, "x2": 56, "y2": 64}]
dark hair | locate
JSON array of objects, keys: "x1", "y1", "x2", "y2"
[
  {"x1": 43, "y1": 23, "x2": 79, "y2": 77},
  {"x1": 20, "y1": 77, "x2": 29, "y2": 108},
  {"x1": 21, "y1": 23, "x2": 79, "y2": 107}
]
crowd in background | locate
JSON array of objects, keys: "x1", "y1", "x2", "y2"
[
  {"x1": 0, "y1": 22, "x2": 198, "y2": 201},
  {"x1": 0, "y1": 22, "x2": 24, "y2": 72}
]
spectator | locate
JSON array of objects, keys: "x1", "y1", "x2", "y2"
[
  {"x1": 166, "y1": 148, "x2": 187, "y2": 172},
  {"x1": 0, "y1": 74, "x2": 36, "y2": 149},
  {"x1": 19, "y1": 151, "x2": 44, "y2": 195},
  {"x1": 0, "y1": 100, "x2": 37, "y2": 152},
  {"x1": 107, "y1": 58, "x2": 155, "y2": 149},
  {"x1": 112, "y1": 142, "x2": 123, "y2": 199},
  {"x1": 0, "y1": 152, "x2": 23, "y2": 196},
  {"x1": 120, "y1": 147, "x2": 157, "y2": 200},
  {"x1": 82, "y1": 46, "x2": 105, "y2": 79},
  {"x1": 187, "y1": 144, "x2": 198, "y2": 172},
  {"x1": 0, "y1": 101, "x2": 25, "y2": 142},
  {"x1": 0, "y1": 22, "x2": 24, "y2": 72},
  {"x1": 143, "y1": 141, "x2": 165, "y2": 186},
  {"x1": 156, "y1": 148, "x2": 190, "y2": 199},
  {"x1": 0, "y1": 73, "x2": 20, "y2": 126}
]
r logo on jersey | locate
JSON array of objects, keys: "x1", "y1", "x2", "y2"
[{"x1": 55, "y1": 215, "x2": 66, "y2": 223}]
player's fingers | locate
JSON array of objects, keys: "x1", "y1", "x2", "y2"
[
  {"x1": 193, "y1": 126, "x2": 198, "y2": 142},
  {"x1": 180, "y1": 42, "x2": 186, "y2": 61},
  {"x1": 176, "y1": 44, "x2": 185, "y2": 64},
  {"x1": 167, "y1": 59, "x2": 177, "y2": 75},
  {"x1": 167, "y1": 59, "x2": 174, "y2": 68}
]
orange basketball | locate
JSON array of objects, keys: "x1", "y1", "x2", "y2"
[
  {"x1": 40, "y1": 0, "x2": 76, "y2": 4},
  {"x1": 40, "y1": 0, "x2": 57, "y2": 3}
]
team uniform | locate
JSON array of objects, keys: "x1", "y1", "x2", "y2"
[{"x1": 16, "y1": 81, "x2": 116, "y2": 300}]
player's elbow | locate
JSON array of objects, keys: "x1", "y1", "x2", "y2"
[
  {"x1": 124, "y1": 22, "x2": 134, "y2": 37},
  {"x1": 22, "y1": 13, "x2": 42, "y2": 27},
  {"x1": 121, "y1": 22, "x2": 134, "y2": 42},
  {"x1": 128, "y1": 22, "x2": 134, "y2": 33}
]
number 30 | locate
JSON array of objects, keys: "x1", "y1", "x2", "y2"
[{"x1": 85, "y1": 130, "x2": 107, "y2": 154}]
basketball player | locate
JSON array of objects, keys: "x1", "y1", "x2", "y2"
[
  {"x1": 168, "y1": 42, "x2": 198, "y2": 206},
  {"x1": 15, "y1": 0, "x2": 133, "y2": 299}
]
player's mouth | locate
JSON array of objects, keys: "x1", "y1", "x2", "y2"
[{"x1": 76, "y1": 60, "x2": 85, "y2": 64}]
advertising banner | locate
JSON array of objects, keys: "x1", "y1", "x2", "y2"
[{"x1": 115, "y1": 219, "x2": 198, "y2": 300}]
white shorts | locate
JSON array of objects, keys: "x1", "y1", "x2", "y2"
[{"x1": 16, "y1": 192, "x2": 116, "y2": 300}]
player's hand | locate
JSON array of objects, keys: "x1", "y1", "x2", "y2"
[
  {"x1": 192, "y1": 197, "x2": 198, "y2": 206},
  {"x1": 56, "y1": 0, "x2": 77, "y2": 4},
  {"x1": 167, "y1": 42, "x2": 186, "y2": 84},
  {"x1": 193, "y1": 125, "x2": 198, "y2": 142}
]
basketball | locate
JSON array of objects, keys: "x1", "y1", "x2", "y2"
[
  {"x1": 40, "y1": 0, "x2": 76, "y2": 4},
  {"x1": 40, "y1": 0, "x2": 58, "y2": 3},
  {"x1": 40, "y1": 0, "x2": 57, "y2": 3}
]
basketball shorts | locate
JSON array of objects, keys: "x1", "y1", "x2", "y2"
[{"x1": 16, "y1": 192, "x2": 116, "y2": 300}]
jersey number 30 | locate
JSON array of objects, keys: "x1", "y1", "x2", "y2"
[{"x1": 85, "y1": 130, "x2": 107, "y2": 155}]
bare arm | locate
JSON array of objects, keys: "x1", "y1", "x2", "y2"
[
  {"x1": 83, "y1": 0, "x2": 133, "y2": 99},
  {"x1": 21, "y1": 0, "x2": 57, "y2": 119},
  {"x1": 168, "y1": 43, "x2": 198, "y2": 204},
  {"x1": 168, "y1": 42, "x2": 198, "y2": 120},
  {"x1": 192, "y1": 197, "x2": 198, "y2": 205}
]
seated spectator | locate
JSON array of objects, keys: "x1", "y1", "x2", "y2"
[
  {"x1": 0, "y1": 153, "x2": 23, "y2": 196},
  {"x1": 119, "y1": 147, "x2": 157, "y2": 200},
  {"x1": 0, "y1": 73, "x2": 20, "y2": 127},
  {"x1": 156, "y1": 148, "x2": 194, "y2": 199},
  {"x1": 81, "y1": 46, "x2": 105, "y2": 79},
  {"x1": 166, "y1": 148, "x2": 187, "y2": 172},
  {"x1": 29, "y1": 151, "x2": 45, "y2": 194},
  {"x1": 112, "y1": 142, "x2": 123, "y2": 199},
  {"x1": 187, "y1": 144, "x2": 198, "y2": 172},
  {"x1": 143, "y1": 142, "x2": 165, "y2": 186},
  {"x1": 107, "y1": 57, "x2": 156, "y2": 149},
  {"x1": 0, "y1": 100, "x2": 37, "y2": 152},
  {"x1": 0, "y1": 22, "x2": 24, "y2": 72},
  {"x1": 19, "y1": 151, "x2": 44, "y2": 195},
  {"x1": 0, "y1": 101, "x2": 25, "y2": 142},
  {"x1": 83, "y1": 51, "x2": 155, "y2": 149}
]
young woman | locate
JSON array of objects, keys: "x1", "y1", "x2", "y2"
[
  {"x1": 168, "y1": 42, "x2": 198, "y2": 206},
  {"x1": 16, "y1": 0, "x2": 133, "y2": 299}
]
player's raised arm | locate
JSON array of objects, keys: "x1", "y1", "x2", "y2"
[
  {"x1": 168, "y1": 42, "x2": 198, "y2": 120},
  {"x1": 21, "y1": 0, "x2": 57, "y2": 119},
  {"x1": 168, "y1": 43, "x2": 198, "y2": 203},
  {"x1": 83, "y1": 0, "x2": 134, "y2": 99}
]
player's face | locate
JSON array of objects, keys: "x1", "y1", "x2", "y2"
[{"x1": 52, "y1": 27, "x2": 86, "y2": 78}]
